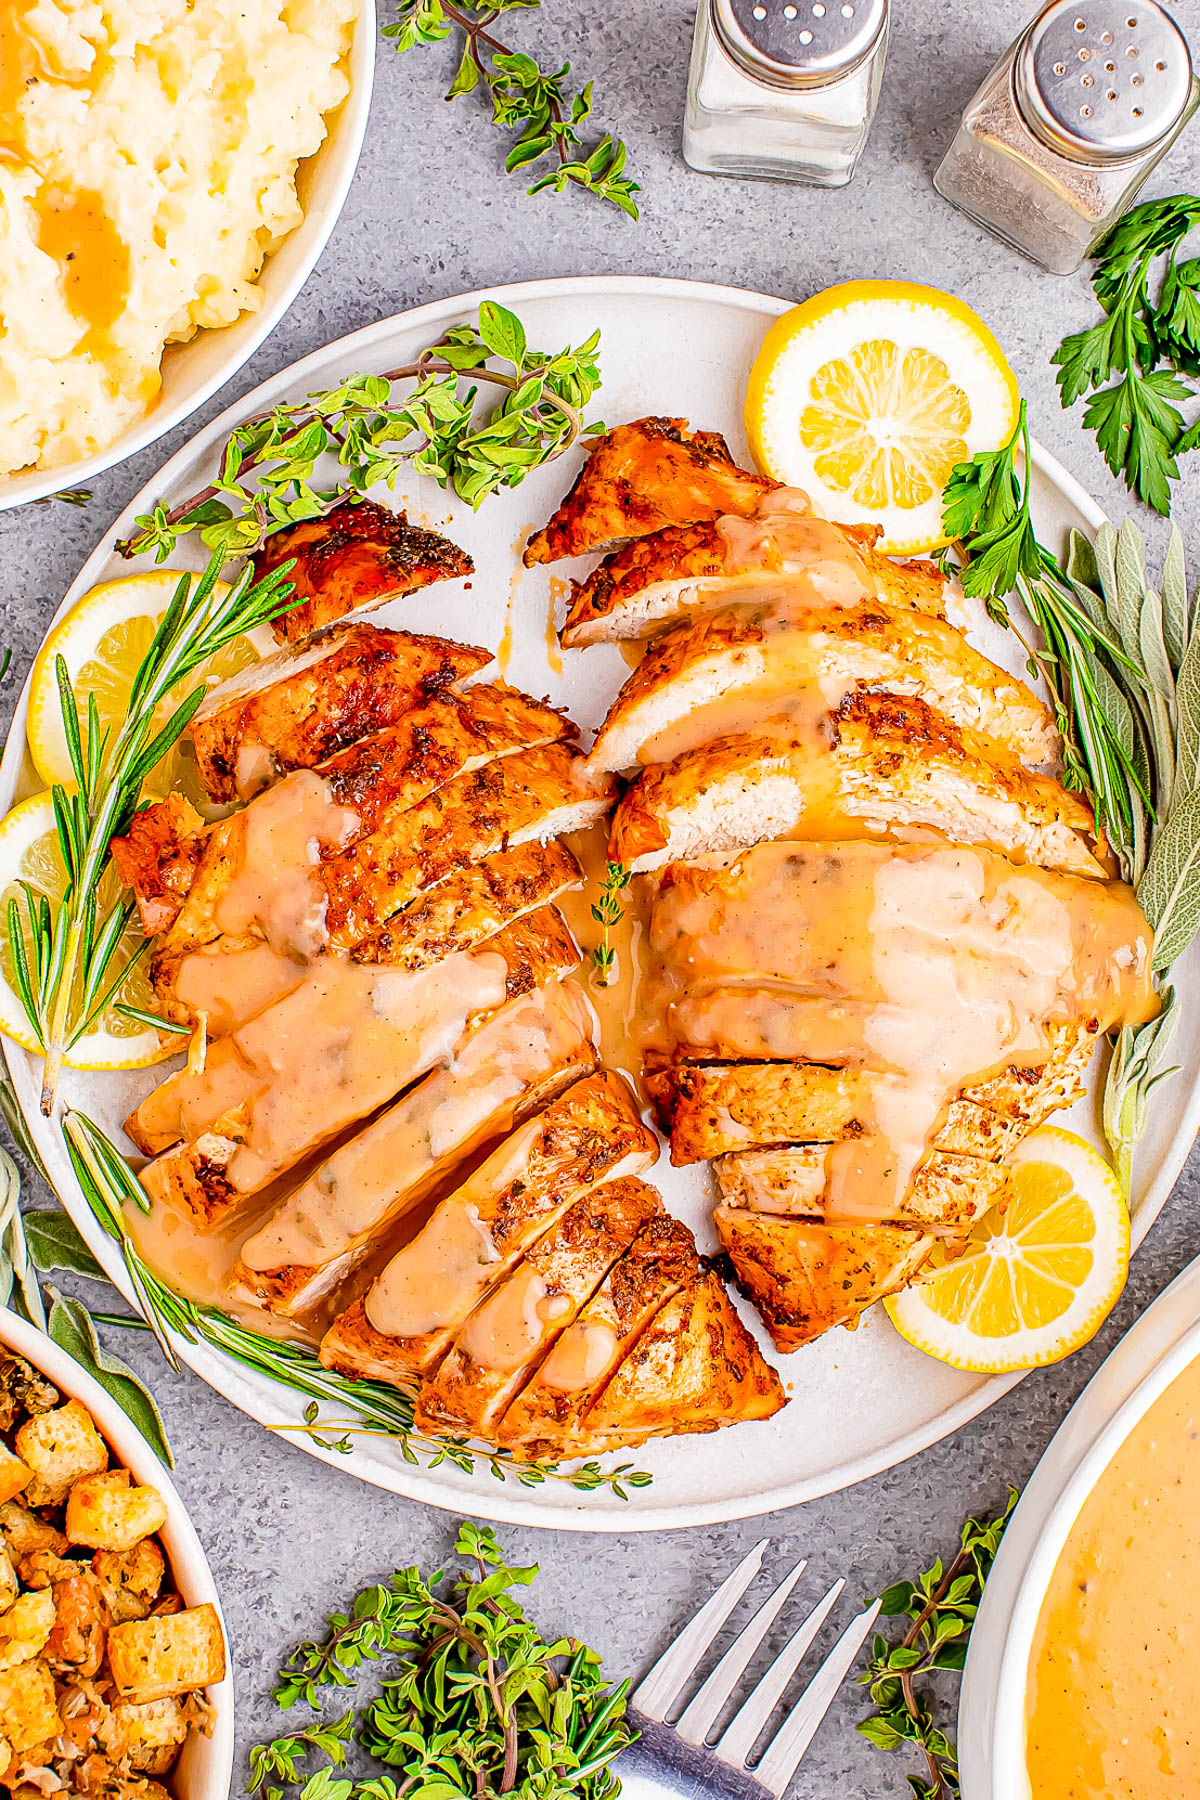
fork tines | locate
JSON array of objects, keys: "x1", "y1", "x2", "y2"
[{"x1": 631, "y1": 1540, "x2": 881, "y2": 1798}]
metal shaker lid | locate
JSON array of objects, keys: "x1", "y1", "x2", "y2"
[
  {"x1": 712, "y1": 0, "x2": 888, "y2": 89},
  {"x1": 1016, "y1": 0, "x2": 1194, "y2": 161}
]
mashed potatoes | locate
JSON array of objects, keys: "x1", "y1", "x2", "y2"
[{"x1": 0, "y1": 0, "x2": 356, "y2": 476}]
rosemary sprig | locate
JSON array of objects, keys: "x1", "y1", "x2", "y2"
[
  {"x1": 590, "y1": 861, "x2": 631, "y2": 987},
  {"x1": 943, "y1": 422, "x2": 1200, "y2": 1190},
  {"x1": 118, "y1": 304, "x2": 602, "y2": 563},
  {"x1": 253, "y1": 1522, "x2": 634, "y2": 1800},
  {"x1": 60, "y1": 1106, "x2": 651, "y2": 1497},
  {"x1": 4, "y1": 552, "x2": 296, "y2": 1115},
  {"x1": 858, "y1": 1491, "x2": 1017, "y2": 1800},
  {"x1": 384, "y1": 1, "x2": 639, "y2": 219}
]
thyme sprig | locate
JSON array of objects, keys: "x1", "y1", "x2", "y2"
[
  {"x1": 118, "y1": 304, "x2": 603, "y2": 563},
  {"x1": 4, "y1": 553, "x2": 296, "y2": 1115},
  {"x1": 943, "y1": 419, "x2": 1200, "y2": 1190},
  {"x1": 589, "y1": 862, "x2": 630, "y2": 987},
  {"x1": 59, "y1": 1106, "x2": 651, "y2": 1497},
  {"x1": 384, "y1": 1, "x2": 639, "y2": 219},
  {"x1": 253, "y1": 1522, "x2": 634, "y2": 1800},
  {"x1": 858, "y1": 1492, "x2": 1017, "y2": 1800}
]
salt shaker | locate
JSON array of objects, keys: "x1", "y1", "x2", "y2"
[
  {"x1": 934, "y1": 0, "x2": 1198, "y2": 276},
  {"x1": 682, "y1": 0, "x2": 889, "y2": 188}
]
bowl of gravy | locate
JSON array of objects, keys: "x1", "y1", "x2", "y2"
[{"x1": 958, "y1": 1251, "x2": 1200, "y2": 1799}]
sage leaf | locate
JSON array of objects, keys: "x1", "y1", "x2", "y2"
[
  {"x1": 46, "y1": 1287, "x2": 173, "y2": 1466},
  {"x1": 0, "y1": 1145, "x2": 45, "y2": 1328},
  {"x1": 1173, "y1": 611, "x2": 1200, "y2": 802},
  {"x1": 0, "y1": 1076, "x2": 50, "y2": 1183},
  {"x1": 23, "y1": 1209, "x2": 109, "y2": 1282},
  {"x1": 1138, "y1": 785, "x2": 1200, "y2": 970},
  {"x1": 1114, "y1": 520, "x2": 1150, "y2": 662},
  {"x1": 1160, "y1": 524, "x2": 1190, "y2": 673}
]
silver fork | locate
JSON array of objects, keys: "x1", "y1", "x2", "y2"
[{"x1": 619, "y1": 1540, "x2": 881, "y2": 1800}]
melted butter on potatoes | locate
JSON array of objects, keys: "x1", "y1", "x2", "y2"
[{"x1": 0, "y1": 0, "x2": 355, "y2": 476}]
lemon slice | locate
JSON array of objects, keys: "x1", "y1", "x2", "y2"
[
  {"x1": 745, "y1": 280, "x2": 1020, "y2": 553},
  {"x1": 0, "y1": 791, "x2": 177, "y2": 1071},
  {"x1": 26, "y1": 571, "x2": 272, "y2": 805},
  {"x1": 885, "y1": 1127, "x2": 1129, "y2": 1373}
]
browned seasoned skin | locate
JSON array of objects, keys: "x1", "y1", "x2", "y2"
[
  {"x1": 561, "y1": 516, "x2": 946, "y2": 645},
  {"x1": 110, "y1": 795, "x2": 204, "y2": 937},
  {"x1": 524, "y1": 419, "x2": 770, "y2": 566},
  {"x1": 257, "y1": 498, "x2": 474, "y2": 643},
  {"x1": 188, "y1": 623, "x2": 491, "y2": 802}
]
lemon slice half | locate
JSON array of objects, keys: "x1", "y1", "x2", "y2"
[
  {"x1": 0, "y1": 791, "x2": 178, "y2": 1071},
  {"x1": 27, "y1": 570, "x2": 271, "y2": 805},
  {"x1": 885, "y1": 1126, "x2": 1129, "y2": 1373},
  {"x1": 745, "y1": 280, "x2": 1020, "y2": 553}
]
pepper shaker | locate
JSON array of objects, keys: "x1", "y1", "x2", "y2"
[
  {"x1": 682, "y1": 0, "x2": 890, "y2": 188},
  {"x1": 934, "y1": 0, "x2": 1198, "y2": 276}
]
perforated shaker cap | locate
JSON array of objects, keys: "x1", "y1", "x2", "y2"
[
  {"x1": 1015, "y1": 0, "x2": 1194, "y2": 161},
  {"x1": 712, "y1": 0, "x2": 888, "y2": 90}
]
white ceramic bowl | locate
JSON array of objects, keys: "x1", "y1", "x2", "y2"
[
  {"x1": 0, "y1": 0, "x2": 375, "y2": 513},
  {"x1": 958, "y1": 1250, "x2": 1200, "y2": 1799},
  {"x1": 0, "y1": 1308, "x2": 234, "y2": 1799}
]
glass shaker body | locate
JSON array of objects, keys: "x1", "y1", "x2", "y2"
[
  {"x1": 683, "y1": 0, "x2": 889, "y2": 189},
  {"x1": 934, "y1": 0, "x2": 1197, "y2": 276}
]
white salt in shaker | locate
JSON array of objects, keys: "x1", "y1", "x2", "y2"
[
  {"x1": 683, "y1": 0, "x2": 889, "y2": 188},
  {"x1": 934, "y1": 0, "x2": 1197, "y2": 276}
]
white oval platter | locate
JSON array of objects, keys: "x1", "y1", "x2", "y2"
[
  {"x1": 4, "y1": 275, "x2": 1198, "y2": 1531},
  {"x1": 958, "y1": 1248, "x2": 1200, "y2": 1800},
  {"x1": 0, "y1": 0, "x2": 375, "y2": 511}
]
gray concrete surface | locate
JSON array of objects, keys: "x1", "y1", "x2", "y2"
[{"x1": 2, "y1": 2, "x2": 1199, "y2": 1793}]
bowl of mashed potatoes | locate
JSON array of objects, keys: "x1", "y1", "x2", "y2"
[{"x1": 0, "y1": 0, "x2": 373, "y2": 507}]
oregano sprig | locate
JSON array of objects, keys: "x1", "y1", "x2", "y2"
[
  {"x1": 384, "y1": 2, "x2": 640, "y2": 219},
  {"x1": 858, "y1": 1492, "x2": 1017, "y2": 1800},
  {"x1": 118, "y1": 304, "x2": 603, "y2": 563}
]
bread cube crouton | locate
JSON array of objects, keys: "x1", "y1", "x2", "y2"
[
  {"x1": 0, "y1": 1735, "x2": 10, "y2": 1780},
  {"x1": 0, "y1": 1587, "x2": 55, "y2": 1669},
  {"x1": 0, "y1": 1545, "x2": 17, "y2": 1610},
  {"x1": 45, "y1": 1567, "x2": 110, "y2": 1676},
  {"x1": 0, "y1": 1500, "x2": 67, "y2": 1559},
  {"x1": 15, "y1": 1548, "x2": 81, "y2": 1588},
  {"x1": 15, "y1": 1399, "x2": 108, "y2": 1506},
  {"x1": 66, "y1": 1469, "x2": 169, "y2": 1553},
  {"x1": 0, "y1": 1442, "x2": 32, "y2": 1505},
  {"x1": 106, "y1": 1602, "x2": 225, "y2": 1703},
  {"x1": 93, "y1": 1538, "x2": 166, "y2": 1625},
  {"x1": 99, "y1": 1695, "x2": 190, "y2": 1774},
  {"x1": 0, "y1": 1653, "x2": 60, "y2": 1755}
]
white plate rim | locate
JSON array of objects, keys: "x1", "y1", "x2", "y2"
[
  {"x1": 957, "y1": 1248, "x2": 1200, "y2": 1799},
  {"x1": 0, "y1": 0, "x2": 376, "y2": 511},
  {"x1": 5, "y1": 272, "x2": 1197, "y2": 1533}
]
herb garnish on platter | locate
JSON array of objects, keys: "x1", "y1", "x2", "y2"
[
  {"x1": 943, "y1": 415, "x2": 1198, "y2": 1190},
  {"x1": 589, "y1": 861, "x2": 631, "y2": 987},
  {"x1": 5, "y1": 554, "x2": 296, "y2": 1115},
  {"x1": 858, "y1": 1492, "x2": 1017, "y2": 1800},
  {"x1": 384, "y1": 2, "x2": 639, "y2": 220},
  {"x1": 119, "y1": 304, "x2": 603, "y2": 563},
  {"x1": 250, "y1": 1522, "x2": 634, "y2": 1800},
  {"x1": 1051, "y1": 193, "x2": 1200, "y2": 514}
]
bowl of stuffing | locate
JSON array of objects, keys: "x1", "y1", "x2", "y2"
[
  {"x1": 0, "y1": 1306, "x2": 232, "y2": 1799},
  {"x1": 0, "y1": 0, "x2": 375, "y2": 510}
]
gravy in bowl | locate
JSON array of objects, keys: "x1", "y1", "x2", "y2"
[{"x1": 1024, "y1": 1355, "x2": 1200, "y2": 1796}]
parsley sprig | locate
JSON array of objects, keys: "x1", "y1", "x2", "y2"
[
  {"x1": 118, "y1": 304, "x2": 602, "y2": 563},
  {"x1": 858, "y1": 1492, "x2": 1017, "y2": 1800},
  {"x1": 250, "y1": 1523, "x2": 635, "y2": 1800},
  {"x1": 384, "y1": 2, "x2": 639, "y2": 219},
  {"x1": 1052, "y1": 193, "x2": 1200, "y2": 514},
  {"x1": 943, "y1": 418, "x2": 1200, "y2": 1191}
]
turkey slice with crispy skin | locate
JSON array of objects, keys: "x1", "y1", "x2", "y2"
[
  {"x1": 228, "y1": 978, "x2": 599, "y2": 1319},
  {"x1": 587, "y1": 600, "x2": 1055, "y2": 773},
  {"x1": 524, "y1": 418, "x2": 770, "y2": 565},
  {"x1": 712, "y1": 1144, "x2": 1008, "y2": 1233},
  {"x1": 561, "y1": 513, "x2": 946, "y2": 647},
  {"x1": 257, "y1": 498, "x2": 473, "y2": 644},
  {"x1": 187, "y1": 622, "x2": 491, "y2": 803},
  {"x1": 415, "y1": 1177, "x2": 664, "y2": 1440},
  {"x1": 608, "y1": 697, "x2": 1104, "y2": 878},
  {"x1": 319, "y1": 1071, "x2": 658, "y2": 1383}
]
